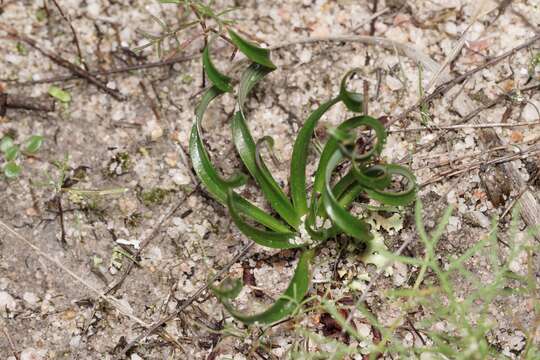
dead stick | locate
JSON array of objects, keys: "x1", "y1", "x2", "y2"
[
  {"x1": 50, "y1": 0, "x2": 87, "y2": 70},
  {"x1": 1, "y1": 94, "x2": 55, "y2": 113},
  {"x1": 1, "y1": 325, "x2": 20, "y2": 360},
  {"x1": 5, "y1": 50, "x2": 208, "y2": 86},
  {"x1": 0, "y1": 24, "x2": 125, "y2": 101}
]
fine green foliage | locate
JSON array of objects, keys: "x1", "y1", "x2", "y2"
[
  {"x1": 292, "y1": 203, "x2": 540, "y2": 359},
  {"x1": 1, "y1": 134, "x2": 44, "y2": 179},
  {"x1": 189, "y1": 31, "x2": 418, "y2": 325}
]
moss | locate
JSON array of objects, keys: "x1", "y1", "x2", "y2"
[{"x1": 140, "y1": 187, "x2": 170, "y2": 205}]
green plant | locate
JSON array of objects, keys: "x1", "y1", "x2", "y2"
[
  {"x1": 0, "y1": 134, "x2": 43, "y2": 178},
  {"x1": 189, "y1": 31, "x2": 418, "y2": 325},
  {"x1": 137, "y1": 0, "x2": 237, "y2": 59},
  {"x1": 291, "y1": 203, "x2": 540, "y2": 359}
]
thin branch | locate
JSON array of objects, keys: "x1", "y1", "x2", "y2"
[
  {"x1": 388, "y1": 120, "x2": 540, "y2": 133},
  {"x1": 0, "y1": 23, "x2": 125, "y2": 101},
  {"x1": 50, "y1": 0, "x2": 87, "y2": 70},
  {"x1": 1, "y1": 324, "x2": 19, "y2": 360}
]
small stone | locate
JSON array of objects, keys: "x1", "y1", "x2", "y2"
[
  {"x1": 25, "y1": 207, "x2": 39, "y2": 217},
  {"x1": 20, "y1": 348, "x2": 46, "y2": 360},
  {"x1": 386, "y1": 76, "x2": 403, "y2": 91},
  {"x1": 392, "y1": 262, "x2": 408, "y2": 287},
  {"x1": 23, "y1": 292, "x2": 39, "y2": 307},
  {"x1": 522, "y1": 101, "x2": 539, "y2": 122},
  {"x1": 0, "y1": 291, "x2": 17, "y2": 313},
  {"x1": 131, "y1": 354, "x2": 144, "y2": 360},
  {"x1": 298, "y1": 49, "x2": 312, "y2": 63},
  {"x1": 444, "y1": 22, "x2": 458, "y2": 36},
  {"x1": 70, "y1": 335, "x2": 81, "y2": 348},
  {"x1": 169, "y1": 168, "x2": 191, "y2": 186}
]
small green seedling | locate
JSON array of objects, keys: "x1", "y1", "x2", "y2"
[
  {"x1": 48, "y1": 85, "x2": 71, "y2": 103},
  {"x1": 189, "y1": 31, "x2": 418, "y2": 325},
  {"x1": 1, "y1": 135, "x2": 43, "y2": 179}
]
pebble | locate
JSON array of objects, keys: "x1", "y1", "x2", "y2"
[
  {"x1": 0, "y1": 291, "x2": 17, "y2": 313},
  {"x1": 70, "y1": 335, "x2": 82, "y2": 348},
  {"x1": 522, "y1": 101, "x2": 539, "y2": 122},
  {"x1": 20, "y1": 348, "x2": 46, "y2": 360},
  {"x1": 386, "y1": 76, "x2": 403, "y2": 91},
  {"x1": 392, "y1": 262, "x2": 408, "y2": 287},
  {"x1": 23, "y1": 292, "x2": 40, "y2": 307},
  {"x1": 0, "y1": 277, "x2": 8, "y2": 290}
]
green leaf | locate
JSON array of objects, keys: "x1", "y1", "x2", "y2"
[
  {"x1": 290, "y1": 97, "x2": 340, "y2": 215},
  {"x1": 212, "y1": 249, "x2": 314, "y2": 324},
  {"x1": 233, "y1": 64, "x2": 299, "y2": 228},
  {"x1": 322, "y1": 150, "x2": 373, "y2": 245},
  {"x1": 228, "y1": 29, "x2": 276, "y2": 69},
  {"x1": 4, "y1": 145, "x2": 20, "y2": 161},
  {"x1": 233, "y1": 111, "x2": 299, "y2": 228},
  {"x1": 312, "y1": 115, "x2": 386, "y2": 196},
  {"x1": 211, "y1": 278, "x2": 243, "y2": 299},
  {"x1": 189, "y1": 87, "x2": 290, "y2": 233},
  {"x1": 0, "y1": 137, "x2": 14, "y2": 153},
  {"x1": 3, "y1": 162, "x2": 21, "y2": 178},
  {"x1": 364, "y1": 164, "x2": 417, "y2": 206},
  {"x1": 24, "y1": 135, "x2": 44, "y2": 154},
  {"x1": 226, "y1": 189, "x2": 303, "y2": 249},
  {"x1": 202, "y1": 36, "x2": 233, "y2": 92},
  {"x1": 339, "y1": 68, "x2": 363, "y2": 113},
  {"x1": 237, "y1": 63, "x2": 273, "y2": 111},
  {"x1": 48, "y1": 86, "x2": 71, "y2": 103}
]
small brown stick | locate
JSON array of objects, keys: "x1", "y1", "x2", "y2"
[
  {"x1": 0, "y1": 24, "x2": 125, "y2": 101},
  {"x1": 388, "y1": 120, "x2": 540, "y2": 133},
  {"x1": 118, "y1": 241, "x2": 255, "y2": 357},
  {"x1": 1, "y1": 324, "x2": 20, "y2": 360},
  {"x1": 0, "y1": 93, "x2": 55, "y2": 114},
  {"x1": 5, "y1": 49, "x2": 215, "y2": 86},
  {"x1": 49, "y1": 0, "x2": 87, "y2": 70}
]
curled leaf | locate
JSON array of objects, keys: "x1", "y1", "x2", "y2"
[
  {"x1": 202, "y1": 36, "x2": 233, "y2": 92},
  {"x1": 226, "y1": 189, "x2": 302, "y2": 249},
  {"x1": 228, "y1": 29, "x2": 276, "y2": 69},
  {"x1": 364, "y1": 164, "x2": 417, "y2": 206},
  {"x1": 233, "y1": 65, "x2": 299, "y2": 228},
  {"x1": 322, "y1": 150, "x2": 373, "y2": 245},
  {"x1": 339, "y1": 68, "x2": 363, "y2": 113},
  {"x1": 213, "y1": 249, "x2": 314, "y2": 324},
  {"x1": 290, "y1": 97, "x2": 340, "y2": 215},
  {"x1": 189, "y1": 86, "x2": 289, "y2": 233}
]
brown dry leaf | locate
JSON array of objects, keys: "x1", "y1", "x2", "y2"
[
  {"x1": 510, "y1": 131, "x2": 524, "y2": 143},
  {"x1": 61, "y1": 308, "x2": 78, "y2": 320}
]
